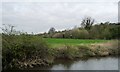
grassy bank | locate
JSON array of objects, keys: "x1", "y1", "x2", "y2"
[
  {"x1": 53, "y1": 41, "x2": 118, "y2": 59},
  {"x1": 2, "y1": 35, "x2": 119, "y2": 70},
  {"x1": 44, "y1": 38, "x2": 110, "y2": 47}
]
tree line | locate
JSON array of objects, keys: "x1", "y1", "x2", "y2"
[{"x1": 39, "y1": 17, "x2": 120, "y2": 39}]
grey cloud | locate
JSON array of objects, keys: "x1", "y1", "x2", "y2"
[{"x1": 2, "y1": 1, "x2": 118, "y2": 33}]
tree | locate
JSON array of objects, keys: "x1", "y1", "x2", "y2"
[
  {"x1": 71, "y1": 28, "x2": 89, "y2": 39},
  {"x1": 48, "y1": 27, "x2": 56, "y2": 38},
  {"x1": 81, "y1": 17, "x2": 94, "y2": 30},
  {"x1": 0, "y1": 24, "x2": 20, "y2": 35},
  {"x1": 48, "y1": 27, "x2": 56, "y2": 34}
]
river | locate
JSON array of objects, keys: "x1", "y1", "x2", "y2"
[{"x1": 30, "y1": 57, "x2": 118, "y2": 70}]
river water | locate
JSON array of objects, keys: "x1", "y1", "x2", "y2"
[{"x1": 31, "y1": 57, "x2": 118, "y2": 70}]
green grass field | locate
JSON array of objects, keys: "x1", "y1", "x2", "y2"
[{"x1": 44, "y1": 38, "x2": 110, "y2": 47}]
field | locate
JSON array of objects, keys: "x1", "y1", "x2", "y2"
[{"x1": 44, "y1": 38, "x2": 111, "y2": 47}]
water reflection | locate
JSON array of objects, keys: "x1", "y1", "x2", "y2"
[
  {"x1": 51, "y1": 57, "x2": 118, "y2": 70},
  {"x1": 2, "y1": 57, "x2": 118, "y2": 72}
]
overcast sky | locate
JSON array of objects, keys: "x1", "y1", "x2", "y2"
[{"x1": 1, "y1": 0, "x2": 119, "y2": 34}]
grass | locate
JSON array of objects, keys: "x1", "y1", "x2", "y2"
[
  {"x1": 2, "y1": 35, "x2": 118, "y2": 69},
  {"x1": 44, "y1": 38, "x2": 110, "y2": 47}
]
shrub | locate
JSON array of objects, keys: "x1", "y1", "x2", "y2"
[
  {"x1": 55, "y1": 45, "x2": 92, "y2": 59},
  {"x1": 2, "y1": 34, "x2": 49, "y2": 69},
  {"x1": 77, "y1": 45, "x2": 93, "y2": 57},
  {"x1": 70, "y1": 29, "x2": 89, "y2": 39},
  {"x1": 54, "y1": 45, "x2": 77, "y2": 59}
]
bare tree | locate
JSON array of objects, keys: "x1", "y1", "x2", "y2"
[
  {"x1": 81, "y1": 17, "x2": 94, "y2": 30},
  {"x1": 0, "y1": 24, "x2": 20, "y2": 35}
]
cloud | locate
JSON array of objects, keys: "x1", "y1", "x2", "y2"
[
  {"x1": 2, "y1": 0, "x2": 119, "y2": 2},
  {"x1": 2, "y1": 1, "x2": 118, "y2": 33}
]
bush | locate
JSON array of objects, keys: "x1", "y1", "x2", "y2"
[
  {"x1": 54, "y1": 45, "x2": 77, "y2": 59},
  {"x1": 55, "y1": 45, "x2": 92, "y2": 59},
  {"x1": 77, "y1": 45, "x2": 93, "y2": 57},
  {"x1": 71, "y1": 29, "x2": 89, "y2": 39},
  {"x1": 77, "y1": 29, "x2": 89, "y2": 39},
  {"x1": 2, "y1": 34, "x2": 49, "y2": 69}
]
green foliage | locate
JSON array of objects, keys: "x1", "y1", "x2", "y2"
[
  {"x1": 70, "y1": 29, "x2": 89, "y2": 39},
  {"x1": 41, "y1": 22, "x2": 119, "y2": 39},
  {"x1": 89, "y1": 23, "x2": 120, "y2": 39},
  {"x1": 2, "y1": 34, "x2": 49, "y2": 69},
  {"x1": 109, "y1": 25, "x2": 120, "y2": 39}
]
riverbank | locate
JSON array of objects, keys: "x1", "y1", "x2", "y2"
[
  {"x1": 13, "y1": 40, "x2": 119, "y2": 69},
  {"x1": 2, "y1": 35, "x2": 119, "y2": 70}
]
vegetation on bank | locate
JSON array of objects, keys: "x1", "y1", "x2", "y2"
[
  {"x1": 2, "y1": 35, "x2": 51, "y2": 69},
  {"x1": 2, "y1": 34, "x2": 119, "y2": 70}
]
